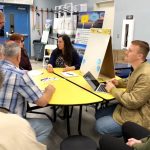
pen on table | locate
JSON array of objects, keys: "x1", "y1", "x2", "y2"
[
  {"x1": 41, "y1": 78, "x2": 48, "y2": 81},
  {"x1": 41, "y1": 77, "x2": 57, "y2": 81}
]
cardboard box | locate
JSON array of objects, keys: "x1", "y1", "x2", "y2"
[{"x1": 112, "y1": 49, "x2": 126, "y2": 64}]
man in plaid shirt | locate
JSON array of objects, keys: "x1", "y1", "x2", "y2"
[{"x1": 0, "y1": 41, "x2": 55, "y2": 145}]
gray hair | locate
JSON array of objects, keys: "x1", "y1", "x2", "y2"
[
  {"x1": 0, "y1": 44, "x2": 4, "y2": 54},
  {"x1": 4, "y1": 42, "x2": 20, "y2": 57}
]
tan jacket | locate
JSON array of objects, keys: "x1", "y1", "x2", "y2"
[
  {"x1": 110, "y1": 62, "x2": 150, "y2": 130},
  {"x1": 133, "y1": 136, "x2": 150, "y2": 150},
  {"x1": 0, "y1": 112, "x2": 46, "y2": 150}
]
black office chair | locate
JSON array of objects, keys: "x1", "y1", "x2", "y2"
[
  {"x1": 60, "y1": 135, "x2": 98, "y2": 150},
  {"x1": 60, "y1": 106, "x2": 98, "y2": 150}
]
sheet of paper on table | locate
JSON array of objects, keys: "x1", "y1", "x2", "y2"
[
  {"x1": 61, "y1": 72, "x2": 78, "y2": 77},
  {"x1": 28, "y1": 70, "x2": 43, "y2": 77}
]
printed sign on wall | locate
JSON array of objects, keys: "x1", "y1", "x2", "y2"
[{"x1": 77, "y1": 11, "x2": 105, "y2": 29}]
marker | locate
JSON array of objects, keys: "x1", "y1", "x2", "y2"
[
  {"x1": 66, "y1": 72, "x2": 74, "y2": 75},
  {"x1": 41, "y1": 78, "x2": 48, "y2": 81},
  {"x1": 41, "y1": 77, "x2": 57, "y2": 81}
]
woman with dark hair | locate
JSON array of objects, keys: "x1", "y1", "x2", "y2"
[{"x1": 47, "y1": 34, "x2": 80, "y2": 72}]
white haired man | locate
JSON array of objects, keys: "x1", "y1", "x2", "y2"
[
  {"x1": 0, "y1": 41, "x2": 55, "y2": 144},
  {"x1": 0, "y1": 70, "x2": 46, "y2": 149}
]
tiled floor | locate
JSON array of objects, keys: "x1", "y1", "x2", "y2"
[
  {"x1": 30, "y1": 59, "x2": 44, "y2": 70},
  {"x1": 29, "y1": 59, "x2": 100, "y2": 150}
]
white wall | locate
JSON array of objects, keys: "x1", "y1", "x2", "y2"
[
  {"x1": 60, "y1": 0, "x2": 94, "y2": 10},
  {"x1": 113, "y1": 0, "x2": 150, "y2": 49},
  {"x1": 94, "y1": 1, "x2": 114, "y2": 36},
  {"x1": 61, "y1": 0, "x2": 150, "y2": 51}
]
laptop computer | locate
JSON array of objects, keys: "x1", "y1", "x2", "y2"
[{"x1": 83, "y1": 71, "x2": 107, "y2": 92}]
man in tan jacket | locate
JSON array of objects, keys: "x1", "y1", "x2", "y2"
[{"x1": 95, "y1": 40, "x2": 150, "y2": 136}]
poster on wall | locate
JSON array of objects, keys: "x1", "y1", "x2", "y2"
[{"x1": 77, "y1": 11, "x2": 105, "y2": 29}]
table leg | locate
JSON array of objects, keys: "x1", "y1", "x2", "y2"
[
  {"x1": 52, "y1": 106, "x2": 57, "y2": 122},
  {"x1": 65, "y1": 105, "x2": 83, "y2": 136},
  {"x1": 66, "y1": 106, "x2": 71, "y2": 136},
  {"x1": 78, "y1": 105, "x2": 82, "y2": 135}
]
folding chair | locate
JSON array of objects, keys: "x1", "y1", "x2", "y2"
[{"x1": 42, "y1": 44, "x2": 57, "y2": 67}]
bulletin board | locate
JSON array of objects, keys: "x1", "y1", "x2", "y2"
[
  {"x1": 77, "y1": 11, "x2": 105, "y2": 29},
  {"x1": 80, "y1": 28, "x2": 115, "y2": 79},
  {"x1": 74, "y1": 28, "x2": 90, "y2": 45}
]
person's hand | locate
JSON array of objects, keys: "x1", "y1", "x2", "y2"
[
  {"x1": 63, "y1": 65, "x2": 75, "y2": 72},
  {"x1": 36, "y1": 84, "x2": 55, "y2": 106},
  {"x1": 126, "y1": 138, "x2": 142, "y2": 147},
  {"x1": 105, "y1": 81, "x2": 116, "y2": 92},
  {"x1": 45, "y1": 84, "x2": 55, "y2": 94},
  {"x1": 47, "y1": 64, "x2": 54, "y2": 73},
  {"x1": 108, "y1": 78, "x2": 119, "y2": 86}
]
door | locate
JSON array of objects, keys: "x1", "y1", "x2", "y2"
[{"x1": 2, "y1": 4, "x2": 31, "y2": 56}]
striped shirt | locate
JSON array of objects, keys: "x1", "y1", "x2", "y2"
[{"x1": 0, "y1": 60, "x2": 43, "y2": 117}]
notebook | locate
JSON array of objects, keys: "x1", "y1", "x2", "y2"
[{"x1": 83, "y1": 71, "x2": 107, "y2": 92}]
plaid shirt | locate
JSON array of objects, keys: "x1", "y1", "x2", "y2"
[{"x1": 0, "y1": 60, "x2": 43, "y2": 117}]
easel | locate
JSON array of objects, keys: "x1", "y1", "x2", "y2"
[{"x1": 80, "y1": 28, "x2": 115, "y2": 80}]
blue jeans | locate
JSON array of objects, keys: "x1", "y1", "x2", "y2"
[
  {"x1": 95, "y1": 104, "x2": 122, "y2": 137},
  {"x1": 27, "y1": 118, "x2": 53, "y2": 143}
]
